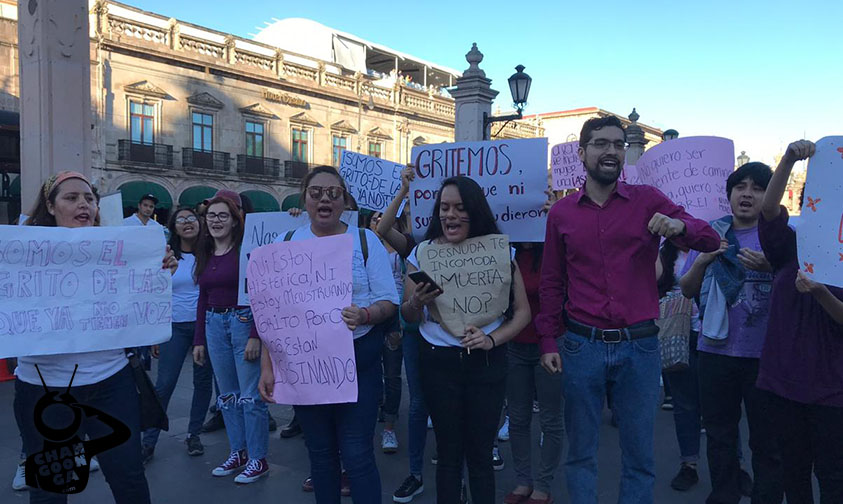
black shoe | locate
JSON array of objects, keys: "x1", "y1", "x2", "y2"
[
  {"x1": 492, "y1": 447, "x2": 504, "y2": 471},
  {"x1": 141, "y1": 445, "x2": 154, "y2": 465},
  {"x1": 280, "y1": 418, "x2": 302, "y2": 438},
  {"x1": 393, "y1": 475, "x2": 424, "y2": 503},
  {"x1": 202, "y1": 411, "x2": 225, "y2": 433},
  {"x1": 268, "y1": 414, "x2": 277, "y2": 432},
  {"x1": 740, "y1": 468, "x2": 753, "y2": 497},
  {"x1": 670, "y1": 463, "x2": 699, "y2": 491},
  {"x1": 662, "y1": 395, "x2": 674, "y2": 410},
  {"x1": 185, "y1": 435, "x2": 204, "y2": 456}
]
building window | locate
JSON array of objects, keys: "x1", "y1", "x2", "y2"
[
  {"x1": 192, "y1": 112, "x2": 213, "y2": 152},
  {"x1": 246, "y1": 121, "x2": 264, "y2": 157},
  {"x1": 292, "y1": 128, "x2": 309, "y2": 162},
  {"x1": 130, "y1": 101, "x2": 155, "y2": 144},
  {"x1": 368, "y1": 141, "x2": 382, "y2": 158},
  {"x1": 332, "y1": 135, "x2": 347, "y2": 166}
]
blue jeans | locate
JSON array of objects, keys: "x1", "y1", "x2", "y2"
[
  {"x1": 665, "y1": 331, "x2": 701, "y2": 463},
  {"x1": 562, "y1": 331, "x2": 661, "y2": 504},
  {"x1": 142, "y1": 321, "x2": 213, "y2": 448},
  {"x1": 402, "y1": 329, "x2": 429, "y2": 477},
  {"x1": 295, "y1": 325, "x2": 384, "y2": 504},
  {"x1": 14, "y1": 365, "x2": 150, "y2": 504},
  {"x1": 205, "y1": 308, "x2": 268, "y2": 460}
]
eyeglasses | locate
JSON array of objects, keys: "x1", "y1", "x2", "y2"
[
  {"x1": 586, "y1": 139, "x2": 627, "y2": 151},
  {"x1": 205, "y1": 212, "x2": 231, "y2": 222},
  {"x1": 307, "y1": 185, "x2": 345, "y2": 201},
  {"x1": 175, "y1": 215, "x2": 198, "y2": 224}
]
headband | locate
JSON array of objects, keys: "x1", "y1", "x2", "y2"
[{"x1": 42, "y1": 171, "x2": 92, "y2": 200}]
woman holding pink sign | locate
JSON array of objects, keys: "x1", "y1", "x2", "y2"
[{"x1": 259, "y1": 165, "x2": 399, "y2": 504}]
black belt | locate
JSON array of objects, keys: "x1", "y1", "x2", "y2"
[
  {"x1": 565, "y1": 318, "x2": 658, "y2": 343},
  {"x1": 207, "y1": 307, "x2": 241, "y2": 314}
]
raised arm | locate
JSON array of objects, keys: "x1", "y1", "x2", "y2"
[
  {"x1": 762, "y1": 140, "x2": 815, "y2": 221},
  {"x1": 377, "y1": 166, "x2": 415, "y2": 258}
]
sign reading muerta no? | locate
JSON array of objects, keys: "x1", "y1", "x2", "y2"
[{"x1": 418, "y1": 234, "x2": 512, "y2": 338}]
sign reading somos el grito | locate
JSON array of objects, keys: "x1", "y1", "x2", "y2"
[
  {"x1": 338, "y1": 151, "x2": 404, "y2": 212},
  {"x1": 410, "y1": 138, "x2": 549, "y2": 242},
  {"x1": 247, "y1": 234, "x2": 357, "y2": 405},
  {"x1": 0, "y1": 226, "x2": 172, "y2": 358},
  {"x1": 797, "y1": 136, "x2": 843, "y2": 288}
]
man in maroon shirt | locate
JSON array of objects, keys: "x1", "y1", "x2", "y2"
[{"x1": 536, "y1": 116, "x2": 720, "y2": 503}]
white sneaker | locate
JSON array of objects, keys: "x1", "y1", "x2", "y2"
[
  {"x1": 89, "y1": 457, "x2": 100, "y2": 472},
  {"x1": 497, "y1": 416, "x2": 510, "y2": 442},
  {"x1": 427, "y1": 416, "x2": 433, "y2": 429},
  {"x1": 382, "y1": 429, "x2": 399, "y2": 454},
  {"x1": 12, "y1": 461, "x2": 27, "y2": 491}
]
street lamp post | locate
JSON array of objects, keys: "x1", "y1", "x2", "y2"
[
  {"x1": 482, "y1": 65, "x2": 532, "y2": 140},
  {"x1": 662, "y1": 129, "x2": 679, "y2": 141}
]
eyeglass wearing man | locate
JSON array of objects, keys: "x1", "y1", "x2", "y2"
[{"x1": 535, "y1": 115, "x2": 721, "y2": 503}]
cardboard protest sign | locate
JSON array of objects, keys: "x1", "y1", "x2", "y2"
[
  {"x1": 238, "y1": 211, "x2": 357, "y2": 305},
  {"x1": 550, "y1": 141, "x2": 586, "y2": 190},
  {"x1": 635, "y1": 136, "x2": 734, "y2": 222},
  {"x1": 0, "y1": 226, "x2": 171, "y2": 358},
  {"x1": 410, "y1": 138, "x2": 548, "y2": 242},
  {"x1": 248, "y1": 234, "x2": 357, "y2": 405},
  {"x1": 797, "y1": 136, "x2": 843, "y2": 287},
  {"x1": 98, "y1": 192, "x2": 125, "y2": 227},
  {"x1": 339, "y1": 151, "x2": 404, "y2": 212},
  {"x1": 418, "y1": 234, "x2": 512, "y2": 337}
]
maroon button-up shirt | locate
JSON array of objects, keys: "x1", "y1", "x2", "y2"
[{"x1": 536, "y1": 182, "x2": 720, "y2": 355}]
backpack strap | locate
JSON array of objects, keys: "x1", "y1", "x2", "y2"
[
  {"x1": 359, "y1": 227, "x2": 368, "y2": 266},
  {"x1": 283, "y1": 230, "x2": 295, "y2": 241}
]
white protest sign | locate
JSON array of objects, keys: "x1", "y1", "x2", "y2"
[
  {"x1": 238, "y1": 210, "x2": 358, "y2": 305},
  {"x1": 634, "y1": 136, "x2": 734, "y2": 222},
  {"x1": 550, "y1": 141, "x2": 586, "y2": 190},
  {"x1": 98, "y1": 192, "x2": 125, "y2": 227},
  {"x1": 0, "y1": 226, "x2": 172, "y2": 358},
  {"x1": 338, "y1": 151, "x2": 404, "y2": 212},
  {"x1": 797, "y1": 136, "x2": 843, "y2": 287},
  {"x1": 410, "y1": 138, "x2": 548, "y2": 242},
  {"x1": 418, "y1": 234, "x2": 512, "y2": 338},
  {"x1": 248, "y1": 234, "x2": 357, "y2": 405}
]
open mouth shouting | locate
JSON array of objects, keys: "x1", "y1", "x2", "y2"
[
  {"x1": 598, "y1": 156, "x2": 620, "y2": 172},
  {"x1": 74, "y1": 212, "x2": 92, "y2": 225},
  {"x1": 315, "y1": 203, "x2": 334, "y2": 220}
]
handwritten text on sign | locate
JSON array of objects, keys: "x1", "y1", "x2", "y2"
[
  {"x1": 797, "y1": 136, "x2": 843, "y2": 288},
  {"x1": 550, "y1": 141, "x2": 586, "y2": 190},
  {"x1": 635, "y1": 136, "x2": 735, "y2": 223},
  {"x1": 0, "y1": 226, "x2": 172, "y2": 358},
  {"x1": 339, "y1": 151, "x2": 404, "y2": 212},
  {"x1": 238, "y1": 211, "x2": 358, "y2": 305},
  {"x1": 410, "y1": 138, "x2": 548, "y2": 242},
  {"x1": 248, "y1": 234, "x2": 357, "y2": 405},
  {"x1": 418, "y1": 234, "x2": 512, "y2": 338}
]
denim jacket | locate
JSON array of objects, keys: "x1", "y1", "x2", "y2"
[{"x1": 699, "y1": 216, "x2": 746, "y2": 344}]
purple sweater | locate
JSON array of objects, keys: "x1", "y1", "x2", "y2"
[
  {"x1": 193, "y1": 248, "x2": 258, "y2": 345},
  {"x1": 757, "y1": 207, "x2": 843, "y2": 406}
]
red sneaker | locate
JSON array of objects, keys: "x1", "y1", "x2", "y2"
[
  {"x1": 234, "y1": 458, "x2": 269, "y2": 484},
  {"x1": 211, "y1": 450, "x2": 247, "y2": 477}
]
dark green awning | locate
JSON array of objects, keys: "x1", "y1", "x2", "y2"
[
  {"x1": 118, "y1": 181, "x2": 173, "y2": 209},
  {"x1": 281, "y1": 193, "x2": 302, "y2": 210},
  {"x1": 178, "y1": 186, "x2": 218, "y2": 209},
  {"x1": 241, "y1": 190, "x2": 280, "y2": 213}
]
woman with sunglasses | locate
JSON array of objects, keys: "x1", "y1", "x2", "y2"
[
  {"x1": 192, "y1": 194, "x2": 269, "y2": 484},
  {"x1": 141, "y1": 207, "x2": 213, "y2": 462},
  {"x1": 259, "y1": 165, "x2": 399, "y2": 504},
  {"x1": 14, "y1": 171, "x2": 176, "y2": 504},
  {"x1": 402, "y1": 176, "x2": 531, "y2": 504}
]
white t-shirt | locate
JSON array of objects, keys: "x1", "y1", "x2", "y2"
[
  {"x1": 172, "y1": 252, "x2": 199, "y2": 323},
  {"x1": 16, "y1": 350, "x2": 127, "y2": 387},
  {"x1": 274, "y1": 225, "x2": 400, "y2": 339},
  {"x1": 407, "y1": 240, "x2": 515, "y2": 348},
  {"x1": 123, "y1": 214, "x2": 163, "y2": 227}
]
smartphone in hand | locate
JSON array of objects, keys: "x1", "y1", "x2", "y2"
[{"x1": 408, "y1": 270, "x2": 443, "y2": 293}]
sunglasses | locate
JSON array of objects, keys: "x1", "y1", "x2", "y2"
[{"x1": 307, "y1": 185, "x2": 345, "y2": 201}]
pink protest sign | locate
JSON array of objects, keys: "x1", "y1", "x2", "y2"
[
  {"x1": 797, "y1": 136, "x2": 843, "y2": 287},
  {"x1": 247, "y1": 234, "x2": 357, "y2": 405},
  {"x1": 634, "y1": 136, "x2": 735, "y2": 222},
  {"x1": 550, "y1": 141, "x2": 585, "y2": 190}
]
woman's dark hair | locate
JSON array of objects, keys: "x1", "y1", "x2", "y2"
[
  {"x1": 657, "y1": 240, "x2": 680, "y2": 299},
  {"x1": 514, "y1": 242, "x2": 544, "y2": 272},
  {"x1": 167, "y1": 206, "x2": 201, "y2": 260},
  {"x1": 194, "y1": 196, "x2": 245, "y2": 281},
  {"x1": 26, "y1": 178, "x2": 99, "y2": 227},
  {"x1": 423, "y1": 176, "x2": 500, "y2": 242},
  {"x1": 300, "y1": 165, "x2": 350, "y2": 206}
]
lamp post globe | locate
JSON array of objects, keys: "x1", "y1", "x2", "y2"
[{"x1": 508, "y1": 65, "x2": 531, "y2": 112}]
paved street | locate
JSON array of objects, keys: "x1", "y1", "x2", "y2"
[{"x1": 1, "y1": 356, "x2": 750, "y2": 503}]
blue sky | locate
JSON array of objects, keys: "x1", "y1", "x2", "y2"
[{"x1": 132, "y1": 0, "x2": 842, "y2": 166}]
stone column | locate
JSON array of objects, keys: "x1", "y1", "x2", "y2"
[
  {"x1": 451, "y1": 44, "x2": 498, "y2": 142},
  {"x1": 625, "y1": 108, "x2": 649, "y2": 165},
  {"x1": 19, "y1": 0, "x2": 93, "y2": 211}
]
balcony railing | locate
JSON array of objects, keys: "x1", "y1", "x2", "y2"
[
  {"x1": 182, "y1": 148, "x2": 231, "y2": 173},
  {"x1": 237, "y1": 155, "x2": 280, "y2": 178},
  {"x1": 118, "y1": 140, "x2": 174, "y2": 167},
  {"x1": 284, "y1": 160, "x2": 319, "y2": 180}
]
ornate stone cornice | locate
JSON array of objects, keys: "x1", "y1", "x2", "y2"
[
  {"x1": 367, "y1": 126, "x2": 392, "y2": 141},
  {"x1": 124, "y1": 80, "x2": 169, "y2": 99},
  {"x1": 330, "y1": 120, "x2": 357, "y2": 134},
  {"x1": 289, "y1": 112, "x2": 322, "y2": 127},
  {"x1": 239, "y1": 103, "x2": 277, "y2": 119},
  {"x1": 187, "y1": 91, "x2": 224, "y2": 110}
]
